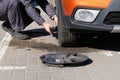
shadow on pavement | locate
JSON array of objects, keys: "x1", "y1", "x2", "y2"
[
  {"x1": 11, "y1": 28, "x2": 120, "y2": 52},
  {"x1": 83, "y1": 33, "x2": 120, "y2": 51},
  {"x1": 23, "y1": 28, "x2": 58, "y2": 38},
  {"x1": 23, "y1": 28, "x2": 120, "y2": 51}
]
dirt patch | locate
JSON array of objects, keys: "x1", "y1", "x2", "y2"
[{"x1": 9, "y1": 39, "x2": 86, "y2": 53}]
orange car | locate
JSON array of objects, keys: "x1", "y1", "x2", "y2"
[{"x1": 55, "y1": 0, "x2": 120, "y2": 47}]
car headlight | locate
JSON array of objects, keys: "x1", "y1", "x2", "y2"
[{"x1": 74, "y1": 9, "x2": 100, "y2": 22}]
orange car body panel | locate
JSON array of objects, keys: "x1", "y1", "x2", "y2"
[{"x1": 62, "y1": 0, "x2": 111, "y2": 16}]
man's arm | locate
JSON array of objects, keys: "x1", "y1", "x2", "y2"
[
  {"x1": 19, "y1": 0, "x2": 53, "y2": 34},
  {"x1": 36, "y1": 0, "x2": 56, "y2": 18},
  {"x1": 20, "y1": 0, "x2": 45, "y2": 25}
]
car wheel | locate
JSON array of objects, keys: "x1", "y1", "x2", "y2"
[{"x1": 58, "y1": 5, "x2": 77, "y2": 47}]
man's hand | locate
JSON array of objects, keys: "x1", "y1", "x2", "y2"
[
  {"x1": 52, "y1": 15, "x2": 58, "y2": 26},
  {"x1": 42, "y1": 22, "x2": 53, "y2": 34},
  {"x1": 53, "y1": 16, "x2": 58, "y2": 25}
]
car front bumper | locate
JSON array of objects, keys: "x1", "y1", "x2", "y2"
[{"x1": 58, "y1": 0, "x2": 120, "y2": 33}]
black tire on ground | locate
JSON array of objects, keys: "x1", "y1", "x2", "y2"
[{"x1": 57, "y1": 4, "x2": 77, "y2": 47}]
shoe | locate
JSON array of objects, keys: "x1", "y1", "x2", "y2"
[
  {"x1": 1, "y1": 22, "x2": 14, "y2": 35},
  {"x1": 12, "y1": 31, "x2": 31, "y2": 40},
  {"x1": 1, "y1": 22, "x2": 30, "y2": 40}
]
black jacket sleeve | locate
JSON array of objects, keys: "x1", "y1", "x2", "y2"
[
  {"x1": 36, "y1": 0, "x2": 56, "y2": 19},
  {"x1": 19, "y1": 0, "x2": 45, "y2": 25}
]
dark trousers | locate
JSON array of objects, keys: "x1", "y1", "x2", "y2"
[
  {"x1": 0, "y1": 0, "x2": 38, "y2": 32},
  {"x1": 7, "y1": 0, "x2": 25, "y2": 31},
  {"x1": 0, "y1": 0, "x2": 55, "y2": 31},
  {"x1": 0, "y1": 1, "x2": 31, "y2": 31}
]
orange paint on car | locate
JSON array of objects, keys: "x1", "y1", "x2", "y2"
[{"x1": 62, "y1": 0, "x2": 111, "y2": 16}]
